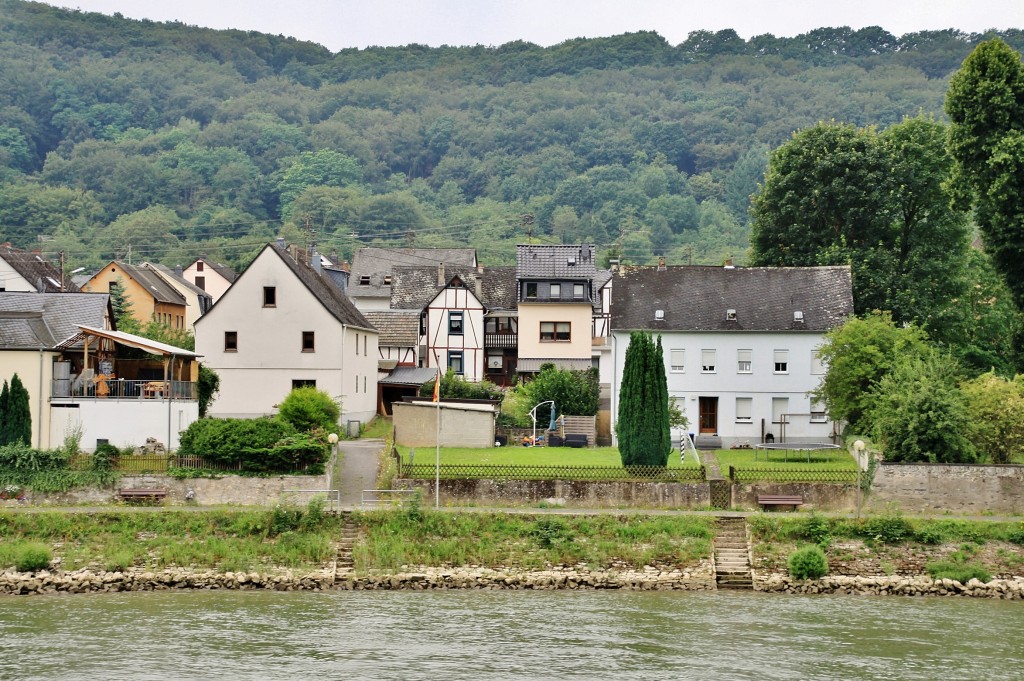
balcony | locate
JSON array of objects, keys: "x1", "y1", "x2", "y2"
[
  {"x1": 52, "y1": 378, "x2": 198, "y2": 401},
  {"x1": 485, "y1": 332, "x2": 518, "y2": 349}
]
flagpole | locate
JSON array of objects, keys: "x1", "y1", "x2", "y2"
[{"x1": 434, "y1": 369, "x2": 441, "y2": 509}]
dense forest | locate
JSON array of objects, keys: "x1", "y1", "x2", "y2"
[{"x1": 0, "y1": 0, "x2": 1022, "y2": 272}]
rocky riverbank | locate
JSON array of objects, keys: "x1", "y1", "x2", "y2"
[{"x1": 3, "y1": 564, "x2": 1023, "y2": 598}]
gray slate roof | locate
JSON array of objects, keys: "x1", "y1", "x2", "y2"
[
  {"x1": 267, "y1": 244, "x2": 375, "y2": 330},
  {"x1": 348, "y1": 248, "x2": 477, "y2": 300},
  {"x1": 516, "y1": 244, "x2": 597, "y2": 279},
  {"x1": 362, "y1": 310, "x2": 420, "y2": 346},
  {"x1": 145, "y1": 263, "x2": 214, "y2": 305},
  {"x1": 189, "y1": 258, "x2": 237, "y2": 283},
  {"x1": 113, "y1": 261, "x2": 186, "y2": 305},
  {"x1": 389, "y1": 266, "x2": 517, "y2": 311},
  {"x1": 0, "y1": 292, "x2": 110, "y2": 349},
  {"x1": 0, "y1": 244, "x2": 80, "y2": 293},
  {"x1": 611, "y1": 265, "x2": 853, "y2": 332},
  {"x1": 379, "y1": 367, "x2": 439, "y2": 386}
]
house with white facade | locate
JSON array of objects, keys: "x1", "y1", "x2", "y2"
[
  {"x1": 141, "y1": 263, "x2": 213, "y2": 332},
  {"x1": 0, "y1": 243, "x2": 78, "y2": 293},
  {"x1": 0, "y1": 292, "x2": 201, "y2": 451},
  {"x1": 181, "y1": 257, "x2": 237, "y2": 303},
  {"x1": 194, "y1": 242, "x2": 379, "y2": 426},
  {"x1": 609, "y1": 264, "x2": 854, "y2": 448}
]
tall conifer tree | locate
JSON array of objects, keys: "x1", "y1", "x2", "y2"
[
  {"x1": 6, "y1": 374, "x2": 31, "y2": 446},
  {"x1": 617, "y1": 331, "x2": 670, "y2": 467},
  {"x1": 0, "y1": 380, "x2": 10, "y2": 446}
]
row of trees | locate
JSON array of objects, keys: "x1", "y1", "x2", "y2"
[{"x1": 814, "y1": 313, "x2": 1024, "y2": 464}]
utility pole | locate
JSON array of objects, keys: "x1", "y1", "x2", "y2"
[{"x1": 59, "y1": 251, "x2": 65, "y2": 292}]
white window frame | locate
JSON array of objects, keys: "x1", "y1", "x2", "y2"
[
  {"x1": 735, "y1": 397, "x2": 752, "y2": 423},
  {"x1": 811, "y1": 349, "x2": 826, "y2": 375},
  {"x1": 737, "y1": 349, "x2": 752, "y2": 373},
  {"x1": 773, "y1": 349, "x2": 789, "y2": 374},
  {"x1": 810, "y1": 400, "x2": 827, "y2": 423},
  {"x1": 670, "y1": 349, "x2": 685, "y2": 373},
  {"x1": 448, "y1": 351, "x2": 464, "y2": 375},
  {"x1": 701, "y1": 349, "x2": 716, "y2": 373},
  {"x1": 573, "y1": 283, "x2": 585, "y2": 299},
  {"x1": 550, "y1": 283, "x2": 561, "y2": 298}
]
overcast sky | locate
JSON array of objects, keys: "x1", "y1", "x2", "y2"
[{"x1": 52, "y1": 0, "x2": 1024, "y2": 51}]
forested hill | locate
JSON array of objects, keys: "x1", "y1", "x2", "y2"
[{"x1": 1, "y1": 0, "x2": 1021, "y2": 271}]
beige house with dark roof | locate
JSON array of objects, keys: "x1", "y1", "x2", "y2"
[
  {"x1": 82, "y1": 261, "x2": 188, "y2": 330},
  {"x1": 195, "y1": 242, "x2": 380, "y2": 425}
]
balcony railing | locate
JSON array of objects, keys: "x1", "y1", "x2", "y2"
[
  {"x1": 52, "y1": 379, "x2": 198, "y2": 401},
  {"x1": 484, "y1": 332, "x2": 518, "y2": 349}
]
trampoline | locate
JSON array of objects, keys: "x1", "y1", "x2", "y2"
[{"x1": 753, "y1": 442, "x2": 841, "y2": 463}]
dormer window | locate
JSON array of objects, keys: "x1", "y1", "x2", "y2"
[
  {"x1": 573, "y1": 283, "x2": 585, "y2": 299},
  {"x1": 383, "y1": 275, "x2": 392, "y2": 286},
  {"x1": 794, "y1": 310, "x2": 804, "y2": 323},
  {"x1": 567, "y1": 256, "x2": 576, "y2": 266},
  {"x1": 550, "y1": 283, "x2": 561, "y2": 298},
  {"x1": 525, "y1": 282, "x2": 538, "y2": 299},
  {"x1": 359, "y1": 275, "x2": 370, "y2": 286},
  {"x1": 655, "y1": 309, "x2": 665, "y2": 321},
  {"x1": 726, "y1": 309, "x2": 737, "y2": 321}
]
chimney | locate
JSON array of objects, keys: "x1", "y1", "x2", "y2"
[
  {"x1": 475, "y1": 272, "x2": 482, "y2": 300},
  {"x1": 724, "y1": 257, "x2": 735, "y2": 269},
  {"x1": 311, "y1": 245, "x2": 322, "y2": 275},
  {"x1": 437, "y1": 262, "x2": 445, "y2": 287},
  {"x1": 657, "y1": 256, "x2": 666, "y2": 271},
  {"x1": 275, "y1": 236, "x2": 285, "y2": 250},
  {"x1": 174, "y1": 265, "x2": 183, "y2": 277},
  {"x1": 609, "y1": 259, "x2": 619, "y2": 273}
]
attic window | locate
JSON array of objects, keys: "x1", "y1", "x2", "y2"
[
  {"x1": 794, "y1": 310, "x2": 805, "y2": 323},
  {"x1": 726, "y1": 309, "x2": 737, "y2": 321},
  {"x1": 654, "y1": 309, "x2": 665, "y2": 321},
  {"x1": 359, "y1": 276, "x2": 371, "y2": 286},
  {"x1": 197, "y1": 261, "x2": 204, "y2": 272},
  {"x1": 567, "y1": 256, "x2": 576, "y2": 266},
  {"x1": 383, "y1": 275, "x2": 392, "y2": 286}
]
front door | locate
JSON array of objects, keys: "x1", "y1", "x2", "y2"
[{"x1": 699, "y1": 396, "x2": 718, "y2": 434}]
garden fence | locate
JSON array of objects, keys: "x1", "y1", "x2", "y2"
[
  {"x1": 729, "y1": 466, "x2": 858, "y2": 483},
  {"x1": 398, "y1": 463, "x2": 706, "y2": 482}
]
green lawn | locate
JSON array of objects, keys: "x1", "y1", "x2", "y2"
[
  {"x1": 397, "y1": 445, "x2": 697, "y2": 468},
  {"x1": 714, "y1": 446, "x2": 857, "y2": 470}
]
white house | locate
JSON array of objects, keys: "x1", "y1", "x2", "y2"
[
  {"x1": 609, "y1": 264, "x2": 854, "y2": 447},
  {"x1": 194, "y1": 242, "x2": 379, "y2": 426},
  {"x1": 181, "y1": 257, "x2": 237, "y2": 304}
]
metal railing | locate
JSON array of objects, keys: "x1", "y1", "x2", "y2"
[
  {"x1": 398, "y1": 463, "x2": 706, "y2": 482},
  {"x1": 53, "y1": 379, "x2": 198, "y2": 401}
]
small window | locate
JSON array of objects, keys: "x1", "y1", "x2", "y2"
[
  {"x1": 811, "y1": 350, "x2": 826, "y2": 375},
  {"x1": 774, "y1": 350, "x2": 789, "y2": 374},
  {"x1": 355, "y1": 333, "x2": 360, "y2": 355},
  {"x1": 550, "y1": 283, "x2": 561, "y2": 298},
  {"x1": 670, "y1": 349, "x2": 685, "y2": 373},
  {"x1": 383, "y1": 275, "x2": 392, "y2": 286},
  {"x1": 195, "y1": 276, "x2": 206, "y2": 291},
  {"x1": 449, "y1": 311, "x2": 464, "y2": 335},
  {"x1": 449, "y1": 351, "x2": 464, "y2": 375},
  {"x1": 224, "y1": 331, "x2": 237, "y2": 352},
  {"x1": 525, "y1": 282, "x2": 538, "y2": 299},
  {"x1": 359, "y1": 275, "x2": 370, "y2": 286},
  {"x1": 292, "y1": 379, "x2": 315, "y2": 389},
  {"x1": 701, "y1": 349, "x2": 716, "y2": 373},
  {"x1": 573, "y1": 283, "x2": 585, "y2": 299},
  {"x1": 263, "y1": 286, "x2": 276, "y2": 307},
  {"x1": 735, "y1": 397, "x2": 752, "y2": 423},
  {"x1": 811, "y1": 400, "x2": 827, "y2": 423},
  {"x1": 196, "y1": 261, "x2": 204, "y2": 272},
  {"x1": 737, "y1": 349, "x2": 752, "y2": 373},
  {"x1": 302, "y1": 331, "x2": 315, "y2": 352},
  {"x1": 364, "y1": 334, "x2": 367, "y2": 356},
  {"x1": 540, "y1": 321, "x2": 570, "y2": 342}
]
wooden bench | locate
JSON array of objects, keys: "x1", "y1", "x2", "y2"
[
  {"x1": 117, "y1": 488, "x2": 168, "y2": 503},
  {"x1": 757, "y1": 494, "x2": 803, "y2": 510}
]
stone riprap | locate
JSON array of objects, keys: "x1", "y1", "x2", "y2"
[{"x1": 3, "y1": 565, "x2": 1022, "y2": 598}]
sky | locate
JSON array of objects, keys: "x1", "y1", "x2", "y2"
[{"x1": 51, "y1": 0, "x2": 1024, "y2": 52}]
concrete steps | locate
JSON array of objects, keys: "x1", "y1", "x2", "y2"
[
  {"x1": 714, "y1": 516, "x2": 753, "y2": 590},
  {"x1": 334, "y1": 513, "x2": 360, "y2": 577}
]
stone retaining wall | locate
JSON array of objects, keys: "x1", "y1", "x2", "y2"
[
  {"x1": 396, "y1": 478, "x2": 710, "y2": 508},
  {"x1": 19, "y1": 473, "x2": 330, "y2": 507},
  {"x1": 3, "y1": 566, "x2": 1021, "y2": 599},
  {"x1": 868, "y1": 463, "x2": 1024, "y2": 515},
  {"x1": 732, "y1": 483, "x2": 857, "y2": 511}
]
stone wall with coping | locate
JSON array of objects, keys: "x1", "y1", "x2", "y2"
[
  {"x1": 20, "y1": 473, "x2": 330, "y2": 507},
  {"x1": 867, "y1": 463, "x2": 1024, "y2": 515},
  {"x1": 396, "y1": 478, "x2": 710, "y2": 508}
]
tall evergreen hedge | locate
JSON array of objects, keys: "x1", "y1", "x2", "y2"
[
  {"x1": 617, "y1": 332, "x2": 671, "y2": 466},
  {"x1": 0, "y1": 375, "x2": 31, "y2": 446}
]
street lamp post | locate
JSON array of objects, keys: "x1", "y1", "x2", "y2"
[
  {"x1": 853, "y1": 439, "x2": 865, "y2": 520},
  {"x1": 327, "y1": 432, "x2": 339, "y2": 512}
]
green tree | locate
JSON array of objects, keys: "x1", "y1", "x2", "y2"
[
  {"x1": 197, "y1": 365, "x2": 220, "y2": 418},
  {"x1": 616, "y1": 331, "x2": 670, "y2": 466},
  {"x1": 108, "y1": 277, "x2": 141, "y2": 335},
  {"x1": 812, "y1": 311, "x2": 932, "y2": 431},
  {"x1": 946, "y1": 39, "x2": 1024, "y2": 307},
  {"x1": 277, "y1": 386, "x2": 340, "y2": 433},
  {"x1": 4, "y1": 374, "x2": 32, "y2": 446},
  {"x1": 961, "y1": 372, "x2": 1024, "y2": 464},
  {"x1": 0, "y1": 380, "x2": 9, "y2": 446},
  {"x1": 869, "y1": 354, "x2": 975, "y2": 463},
  {"x1": 523, "y1": 365, "x2": 600, "y2": 425},
  {"x1": 275, "y1": 149, "x2": 362, "y2": 213}
]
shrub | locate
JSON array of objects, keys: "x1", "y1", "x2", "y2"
[
  {"x1": 800, "y1": 513, "x2": 832, "y2": 546},
  {"x1": 788, "y1": 545, "x2": 829, "y2": 580},
  {"x1": 15, "y1": 543, "x2": 52, "y2": 572},
  {"x1": 926, "y1": 561, "x2": 991, "y2": 584},
  {"x1": 1007, "y1": 523, "x2": 1024, "y2": 546},
  {"x1": 92, "y1": 442, "x2": 119, "y2": 471},
  {"x1": 420, "y1": 369, "x2": 504, "y2": 402},
  {"x1": 277, "y1": 386, "x2": 340, "y2": 433},
  {"x1": 178, "y1": 417, "x2": 295, "y2": 464},
  {"x1": 861, "y1": 512, "x2": 914, "y2": 544},
  {"x1": 915, "y1": 526, "x2": 946, "y2": 545}
]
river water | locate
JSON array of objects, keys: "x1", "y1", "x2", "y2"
[{"x1": 1, "y1": 590, "x2": 1021, "y2": 680}]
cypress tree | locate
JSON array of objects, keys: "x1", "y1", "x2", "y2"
[
  {"x1": 617, "y1": 331, "x2": 670, "y2": 467},
  {"x1": 0, "y1": 380, "x2": 9, "y2": 446},
  {"x1": 6, "y1": 374, "x2": 31, "y2": 446}
]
